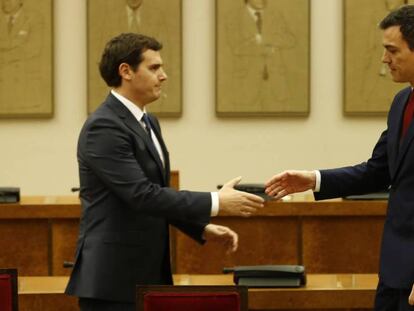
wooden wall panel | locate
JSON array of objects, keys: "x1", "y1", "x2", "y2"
[
  {"x1": 173, "y1": 217, "x2": 299, "y2": 274},
  {"x1": 19, "y1": 294, "x2": 78, "y2": 311},
  {"x1": 0, "y1": 220, "x2": 49, "y2": 275},
  {"x1": 51, "y1": 220, "x2": 80, "y2": 276},
  {"x1": 302, "y1": 216, "x2": 383, "y2": 273}
]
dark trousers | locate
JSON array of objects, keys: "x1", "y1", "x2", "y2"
[
  {"x1": 79, "y1": 297, "x2": 135, "y2": 311},
  {"x1": 375, "y1": 280, "x2": 414, "y2": 311}
]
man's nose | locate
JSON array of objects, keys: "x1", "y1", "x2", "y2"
[
  {"x1": 159, "y1": 69, "x2": 168, "y2": 81},
  {"x1": 382, "y1": 50, "x2": 390, "y2": 63}
]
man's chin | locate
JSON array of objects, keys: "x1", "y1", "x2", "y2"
[
  {"x1": 392, "y1": 77, "x2": 408, "y2": 83},
  {"x1": 389, "y1": 74, "x2": 401, "y2": 83},
  {"x1": 149, "y1": 93, "x2": 161, "y2": 103}
]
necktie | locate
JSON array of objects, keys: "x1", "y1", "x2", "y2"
[
  {"x1": 141, "y1": 113, "x2": 153, "y2": 140},
  {"x1": 255, "y1": 11, "x2": 262, "y2": 35},
  {"x1": 401, "y1": 91, "x2": 414, "y2": 139},
  {"x1": 141, "y1": 113, "x2": 165, "y2": 167}
]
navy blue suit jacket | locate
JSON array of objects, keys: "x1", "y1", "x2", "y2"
[
  {"x1": 315, "y1": 86, "x2": 414, "y2": 288},
  {"x1": 65, "y1": 94, "x2": 211, "y2": 302}
]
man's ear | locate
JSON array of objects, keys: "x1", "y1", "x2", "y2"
[{"x1": 118, "y1": 63, "x2": 133, "y2": 81}]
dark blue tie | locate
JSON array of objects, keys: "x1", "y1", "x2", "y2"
[{"x1": 141, "y1": 113, "x2": 153, "y2": 140}]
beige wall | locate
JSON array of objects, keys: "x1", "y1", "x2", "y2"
[{"x1": 0, "y1": 0, "x2": 389, "y2": 195}]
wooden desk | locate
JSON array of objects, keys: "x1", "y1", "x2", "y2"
[
  {"x1": 172, "y1": 199, "x2": 387, "y2": 274},
  {"x1": 0, "y1": 172, "x2": 179, "y2": 276},
  {"x1": 0, "y1": 175, "x2": 386, "y2": 276},
  {"x1": 0, "y1": 195, "x2": 81, "y2": 276},
  {"x1": 18, "y1": 274, "x2": 378, "y2": 311},
  {"x1": 19, "y1": 276, "x2": 78, "y2": 311}
]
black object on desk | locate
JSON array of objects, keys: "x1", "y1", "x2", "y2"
[
  {"x1": 223, "y1": 265, "x2": 306, "y2": 288},
  {"x1": 0, "y1": 187, "x2": 20, "y2": 203},
  {"x1": 217, "y1": 183, "x2": 273, "y2": 200},
  {"x1": 343, "y1": 191, "x2": 389, "y2": 200}
]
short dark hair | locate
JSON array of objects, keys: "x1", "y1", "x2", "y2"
[
  {"x1": 380, "y1": 4, "x2": 414, "y2": 50},
  {"x1": 99, "y1": 33, "x2": 162, "y2": 87}
]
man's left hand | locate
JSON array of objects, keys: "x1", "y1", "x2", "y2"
[{"x1": 203, "y1": 224, "x2": 238, "y2": 253}]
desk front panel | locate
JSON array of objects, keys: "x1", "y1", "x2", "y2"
[
  {"x1": 302, "y1": 216, "x2": 384, "y2": 273},
  {"x1": 0, "y1": 219, "x2": 49, "y2": 275},
  {"x1": 0, "y1": 196, "x2": 386, "y2": 277},
  {"x1": 173, "y1": 217, "x2": 299, "y2": 274},
  {"x1": 172, "y1": 200, "x2": 386, "y2": 274}
]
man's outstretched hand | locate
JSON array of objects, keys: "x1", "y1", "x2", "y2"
[{"x1": 218, "y1": 176, "x2": 264, "y2": 217}]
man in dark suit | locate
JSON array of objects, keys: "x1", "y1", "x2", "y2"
[
  {"x1": 65, "y1": 33, "x2": 264, "y2": 311},
  {"x1": 265, "y1": 5, "x2": 414, "y2": 311}
]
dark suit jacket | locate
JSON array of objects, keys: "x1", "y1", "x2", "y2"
[
  {"x1": 65, "y1": 94, "x2": 211, "y2": 302},
  {"x1": 314, "y1": 86, "x2": 414, "y2": 289}
]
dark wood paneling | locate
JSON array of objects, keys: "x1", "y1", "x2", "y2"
[
  {"x1": 302, "y1": 216, "x2": 383, "y2": 273},
  {"x1": 170, "y1": 170, "x2": 179, "y2": 190},
  {"x1": 0, "y1": 171, "x2": 180, "y2": 276},
  {"x1": 171, "y1": 199, "x2": 387, "y2": 274},
  {"x1": 173, "y1": 217, "x2": 299, "y2": 274},
  {"x1": 0, "y1": 192, "x2": 388, "y2": 276},
  {"x1": 0, "y1": 220, "x2": 49, "y2": 275},
  {"x1": 19, "y1": 294, "x2": 78, "y2": 311},
  {"x1": 51, "y1": 220, "x2": 79, "y2": 276}
]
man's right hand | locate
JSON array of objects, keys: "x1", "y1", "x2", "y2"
[
  {"x1": 218, "y1": 176, "x2": 264, "y2": 217},
  {"x1": 265, "y1": 170, "x2": 316, "y2": 200},
  {"x1": 409, "y1": 282, "x2": 414, "y2": 305}
]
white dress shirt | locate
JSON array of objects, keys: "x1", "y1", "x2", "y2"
[{"x1": 314, "y1": 170, "x2": 321, "y2": 192}]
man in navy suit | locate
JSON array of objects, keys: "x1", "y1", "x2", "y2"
[
  {"x1": 65, "y1": 33, "x2": 264, "y2": 311},
  {"x1": 265, "y1": 5, "x2": 414, "y2": 311}
]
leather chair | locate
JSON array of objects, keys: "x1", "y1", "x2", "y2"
[
  {"x1": 0, "y1": 269, "x2": 18, "y2": 311},
  {"x1": 136, "y1": 285, "x2": 247, "y2": 311}
]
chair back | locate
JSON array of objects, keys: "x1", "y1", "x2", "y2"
[
  {"x1": 136, "y1": 285, "x2": 247, "y2": 311},
  {"x1": 0, "y1": 269, "x2": 18, "y2": 311}
]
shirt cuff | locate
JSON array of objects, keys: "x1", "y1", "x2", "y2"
[
  {"x1": 314, "y1": 170, "x2": 321, "y2": 192},
  {"x1": 210, "y1": 192, "x2": 219, "y2": 216}
]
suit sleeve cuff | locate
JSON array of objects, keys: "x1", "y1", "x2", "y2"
[{"x1": 210, "y1": 192, "x2": 219, "y2": 216}]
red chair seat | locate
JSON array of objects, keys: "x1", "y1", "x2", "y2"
[
  {"x1": 137, "y1": 285, "x2": 247, "y2": 311},
  {"x1": 144, "y1": 292, "x2": 240, "y2": 311},
  {"x1": 0, "y1": 274, "x2": 13, "y2": 311},
  {"x1": 0, "y1": 269, "x2": 18, "y2": 311}
]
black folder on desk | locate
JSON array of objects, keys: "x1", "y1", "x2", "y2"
[
  {"x1": 217, "y1": 183, "x2": 273, "y2": 200},
  {"x1": 343, "y1": 191, "x2": 389, "y2": 200},
  {"x1": 0, "y1": 187, "x2": 20, "y2": 203},
  {"x1": 223, "y1": 265, "x2": 306, "y2": 288}
]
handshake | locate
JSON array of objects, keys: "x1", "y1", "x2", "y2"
[{"x1": 205, "y1": 171, "x2": 316, "y2": 254}]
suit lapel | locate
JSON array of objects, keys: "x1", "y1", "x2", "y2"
[
  {"x1": 391, "y1": 88, "x2": 413, "y2": 179},
  {"x1": 106, "y1": 95, "x2": 166, "y2": 183},
  {"x1": 397, "y1": 119, "x2": 414, "y2": 168}
]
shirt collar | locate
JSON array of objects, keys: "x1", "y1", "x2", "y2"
[{"x1": 111, "y1": 89, "x2": 146, "y2": 122}]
